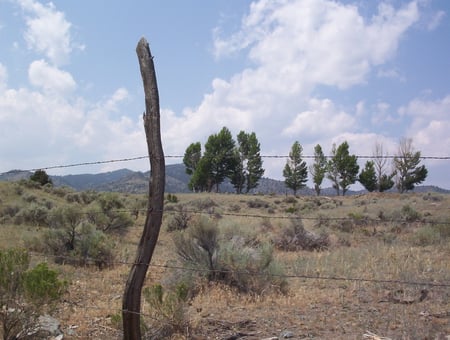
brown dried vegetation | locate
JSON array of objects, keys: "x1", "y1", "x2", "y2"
[{"x1": 0, "y1": 182, "x2": 449, "y2": 339}]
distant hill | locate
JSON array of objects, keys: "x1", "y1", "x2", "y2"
[{"x1": 1, "y1": 164, "x2": 449, "y2": 195}]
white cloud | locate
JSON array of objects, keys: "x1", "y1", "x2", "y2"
[
  {"x1": 427, "y1": 10, "x2": 445, "y2": 31},
  {"x1": 399, "y1": 95, "x2": 450, "y2": 157},
  {"x1": 377, "y1": 68, "x2": 406, "y2": 82},
  {"x1": 0, "y1": 63, "x2": 7, "y2": 92},
  {"x1": 28, "y1": 59, "x2": 76, "y2": 95},
  {"x1": 282, "y1": 98, "x2": 356, "y2": 139},
  {"x1": 214, "y1": 0, "x2": 419, "y2": 89},
  {"x1": 17, "y1": 0, "x2": 79, "y2": 65}
]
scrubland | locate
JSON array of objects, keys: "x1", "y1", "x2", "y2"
[{"x1": 0, "y1": 180, "x2": 449, "y2": 339}]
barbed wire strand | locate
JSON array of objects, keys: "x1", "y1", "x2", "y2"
[
  {"x1": 28, "y1": 252, "x2": 450, "y2": 288},
  {"x1": 1, "y1": 204, "x2": 448, "y2": 226},
  {"x1": 1, "y1": 153, "x2": 449, "y2": 175}
]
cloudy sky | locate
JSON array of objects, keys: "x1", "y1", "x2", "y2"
[{"x1": 0, "y1": 0, "x2": 449, "y2": 189}]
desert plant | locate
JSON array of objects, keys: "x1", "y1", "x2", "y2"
[
  {"x1": 167, "y1": 205, "x2": 191, "y2": 232},
  {"x1": 74, "y1": 223, "x2": 115, "y2": 268},
  {"x1": 0, "y1": 248, "x2": 65, "y2": 340},
  {"x1": 401, "y1": 204, "x2": 421, "y2": 222},
  {"x1": 166, "y1": 193, "x2": 179, "y2": 203},
  {"x1": 173, "y1": 217, "x2": 287, "y2": 294},
  {"x1": 274, "y1": 218, "x2": 329, "y2": 251},
  {"x1": 142, "y1": 283, "x2": 188, "y2": 339},
  {"x1": 14, "y1": 203, "x2": 49, "y2": 226}
]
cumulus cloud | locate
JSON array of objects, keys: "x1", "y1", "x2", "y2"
[
  {"x1": 282, "y1": 98, "x2": 356, "y2": 139},
  {"x1": 28, "y1": 59, "x2": 76, "y2": 94},
  {"x1": 17, "y1": 0, "x2": 81, "y2": 65},
  {"x1": 0, "y1": 63, "x2": 7, "y2": 92},
  {"x1": 399, "y1": 95, "x2": 450, "y2": 156},
  {"x1": 214, "y1": 0, "x2": 419, "y2": 89}
]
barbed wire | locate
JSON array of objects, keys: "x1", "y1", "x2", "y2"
[
  {"x1": 1, "y1": 204, "x2": 448, "y2": 226},
  {"x1": 28, "y1": 252, "x2": 450, "y2": 288},
  {"x1": 1, "y1": 153, "x2": 449, "y2": 175}
]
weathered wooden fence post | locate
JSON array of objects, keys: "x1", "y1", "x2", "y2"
[{"x1": 122, "y1": 37, "x2": 165, "y2": 340}]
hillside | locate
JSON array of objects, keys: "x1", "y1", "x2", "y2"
[{"x1": 1, "y1": 164, "x2": 449, "y2": 195}]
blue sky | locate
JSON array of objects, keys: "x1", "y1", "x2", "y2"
[{"x1": 0, "y1": 0, "x2": 449, "y2": 189}]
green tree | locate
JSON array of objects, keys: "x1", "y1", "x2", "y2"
[
  {"x1": 29, "y1": 169, "x2": 52, "y2": 186},
  {"x1": 188, "y1": 156, "x2": 211, "y2": 192},
  {"x1": 283, "y1": 141, "x2": 308, "y2": 195},
  {"x1": 203, "y1": 127, "x2": 237, "y2": 192},
  {"x1": 393, "y1": 138, "x2": 428, "y2": 193},
  {"x1": 358, "y1": 161, "x2": 377, "y2": 192},
  {"x1": 183, "y1": 142, "x2": 202, "y2": 175},
  {"x1": 326, "y1": 144, "x2": 340, "y2": 195},
  {"x1": 231, "y1": 131, "x2": 265, "y2": 194},
  {"x1": 327, "y1": 141, "x2": 359, "y2": 196},
  {"x1": 309, "y1": 144, "x2": 327, "y2": 195}
]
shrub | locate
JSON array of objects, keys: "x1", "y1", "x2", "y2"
[
  {"x1": 411, "y1": 226, "x2": 441, "y2": 246},
  {"x1": 14, "y1": 203, "x2": 49, "y2": 226},
  {"x1": 167, "y1": 205, "x2": 191, "y2": 232},
  {"x1": 65, "y1": 192, "x2": 82, "y2": 203},
  {"x1": 142, "y1": 283, "x2": 188, "y2": 339},
  {"x1": 191, "y1": 197, "x2": 217, "y2": 211},
  {"x1": 23, "y1": 262, "x2": 67, "y2": 306},
  {"x1": 401, "y1": 204, "x2": 421, "y2": 222},
  {"x1": 0, "y1": 248, "x2": 65, "y2": 340},
  {"x1": 88, "y1": 193, "x2": 134, "y2": 234},
  {"x1": 247, "y1": 198, "x2": 269, "y2": 209},
  {"x1": 173, "y1": 217, "x2": 219, "y2": 280},
  {"x1": 75, "y1": 223, "x2": 115, "y2": 268},
  {"x1": 274, "y1": 218, "x2": 329, "y2": 251},
  {"x1": 173, "y1": 217, "x2": 287, "y2": 295},
  {"x1": 283, "y1": 196, "x2": 297, "y2": 204},
  {"x1": 166, "y1": 193, "x2": 179, "y2": 203}
]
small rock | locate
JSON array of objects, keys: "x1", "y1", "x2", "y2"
[
  {"x1": 280, "y1": 330, "x2": 294, "y2": 338},
  {"x1": 38, "y1": 315, "x2": 62, "y2": 336}
]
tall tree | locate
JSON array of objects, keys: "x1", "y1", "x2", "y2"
[
  {"x1": 309, "y1": 144, "x2": 327, "y2": 195},
  {"x1": 30, "y1": 169, "x2": 52, "y2": 186},
  {"x1": 326, "y1": 144, "x2": 340, "y2": 195},
  {"x1": 203, "y1": 127, "x2": 237, "y2": 192},
  {"x1": 393, "y1": 137, "x2": 428, "y2": 193},
  {"x1": 373, "y1": 141, "x2": 394, "y2": 192},
  {"x1": 183, "y1": 142, "x2": 202, "y2": 175},
  {"x1": 283, "y1": 141, "x2": 308, "y2": 195},
  {"x1": 231, "y1": 131, "x2": 265, "y2": 193},
  {"x1": 188, "y1": 156, "x2": 211, "y2": 192},
  {"x1": 327, "y1": 141, "x2": 359, "y2": 196},
  {"x1": 359, "y1": 161, "x2": 377, "y2": 192}
]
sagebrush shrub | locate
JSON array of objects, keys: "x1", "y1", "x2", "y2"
[
  {"x1": 167, "y1": 205, "x2": 191, "y2": 232},
  {"x1": 274, "y1": 218, "x2": 329, "y2": 251},
  {"x1": 173, "y1": 217, "x2": 287, "y2": 295}
]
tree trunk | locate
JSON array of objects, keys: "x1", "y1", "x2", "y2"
[{"x1": 122, "y1": 37, "x2": 165, "y2": 340}]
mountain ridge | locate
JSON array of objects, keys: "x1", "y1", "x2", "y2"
[{"x1": 1, "y1": 164, "x2": 449, "y2": 195}]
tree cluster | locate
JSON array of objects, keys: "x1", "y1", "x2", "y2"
[
  {"x1": 184, "y1": 132, "x2": 427, "y2": 195},
  {"x1": 284, "y1": 138, "x2": 427, "y2": 195},
  {"x1": 183, "y1": 127, "x2": 264, "y2": 193}
]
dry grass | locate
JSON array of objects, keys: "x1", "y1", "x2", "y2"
[{"x1": 1, "y1": 183, "x2": 449, "y2": 339}]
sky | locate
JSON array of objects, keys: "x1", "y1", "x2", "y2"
[{"x1": 0, "y1": 0, "x2": 449, "y2": 189}]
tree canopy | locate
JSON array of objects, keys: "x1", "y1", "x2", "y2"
[
  {"x1": 393, "y1": 138, "x2": 428, "y2": 193},
  {"x1": 327, "y1": 141, "x2": 359, "y2": 196},
  {"x1": 283, "y1": 141, "x2": 308, "y2": 195}
]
